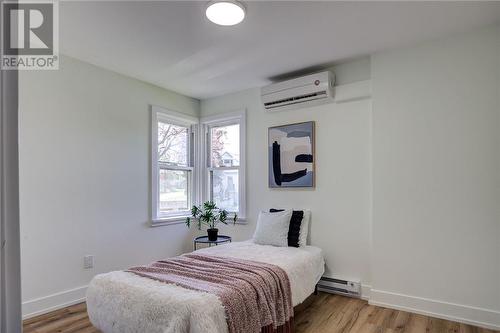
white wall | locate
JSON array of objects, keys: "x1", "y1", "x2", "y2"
[
  {"x1": 370, "y1": 25, "x2": 500, "y2": 328},
  {"x1": 201, "y1": 60, "x2": 373, "y2": 290},
  {"x1": 19, "y1": 55, "x2": 200, "y2": 318}
]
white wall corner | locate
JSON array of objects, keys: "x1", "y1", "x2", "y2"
[
  {"x1": 369, "y1": 289, "x2": 500, "y2": 331},
  {"x1": 22, "y1": 285, "x2": 88, "y2": 320}
]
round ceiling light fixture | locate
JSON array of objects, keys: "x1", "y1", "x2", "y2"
[{"x1": 206, "y1": 1, "x2": 246, "y2": 26}]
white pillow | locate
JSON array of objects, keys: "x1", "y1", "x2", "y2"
[
  {"x1": 298, "y1": 209, "x2": 311, "y2": 247},
  {"x1": 253, "y1": 210, "x2": 292, "y2": 247}
]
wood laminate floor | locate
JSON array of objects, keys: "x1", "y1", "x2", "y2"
[{"x1": 23, "y1": 292, "x2": 499, "y2": 333}]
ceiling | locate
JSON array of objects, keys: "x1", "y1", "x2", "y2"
[{"x1": 60, "y1": 1, "x2": 500, "y2": 99}]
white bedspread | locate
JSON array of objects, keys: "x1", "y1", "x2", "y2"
[{"x1": 87, "y1": 241, "x2": 324, "y2": 333}]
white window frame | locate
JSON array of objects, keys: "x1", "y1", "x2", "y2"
[
  {"x1": 151, "y1": 105, "x2": 199, "y2": 226},
  {"x1": 201, "y1": 110, "x2": 246, "y2": 222}
]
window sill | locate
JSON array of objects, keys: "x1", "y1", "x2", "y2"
[
  {"x1": 151, "y1": 216, "x2": 189, "y2": 227},
  {"x1": 234, "y1": 217, "x2": 247, "y2": 224},
  {"x1": 151, "y1": 216, "x2": 247, "y2": 227}
]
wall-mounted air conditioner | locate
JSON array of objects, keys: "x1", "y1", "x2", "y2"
[{"x1": 261, "y1": 71, "x2": 335, "y2": 112}]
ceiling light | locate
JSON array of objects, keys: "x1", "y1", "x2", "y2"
[{"x1": 206, "y1": 1, "x2": 246, "y2": 26}]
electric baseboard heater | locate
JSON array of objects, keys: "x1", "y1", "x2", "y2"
[{"x1": 316, "y1": 276, "x2": 361, "y2": 298}]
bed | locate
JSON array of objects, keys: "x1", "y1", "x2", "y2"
[{"x1": 86, "y1": 240, "x2": 325, "y2": 333}]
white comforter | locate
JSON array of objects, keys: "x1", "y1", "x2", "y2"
[{"x1": 87, "y1": 241, "x2": 324, "y2": 333}]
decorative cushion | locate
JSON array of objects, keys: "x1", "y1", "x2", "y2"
[
  {"x1": 253, "y1": 210, "x2": 292, "y2": 247},
  {"x1": 298, "y1": 210, "x2": 311, "y2": 247},
  {"x1": 270, "y1": 209, "x2": 304, "y2": 247}
]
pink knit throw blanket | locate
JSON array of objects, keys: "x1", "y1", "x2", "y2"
[{"x1": 127, "y1": 254, "x2": 293, "y2": 333}]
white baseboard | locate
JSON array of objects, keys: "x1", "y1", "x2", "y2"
[
  {"x1": 22, "y1": 285, "x2": 88, "y2": 320},
  {"x1": 361, "y1": 284, "x2": 372, "y2": 300},
  {"x1": 369, "y1": 289, "x2": 500, "y2": 331}
]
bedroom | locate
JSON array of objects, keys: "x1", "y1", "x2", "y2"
[{"x1": 0, "y1": 1, "x2": 499, "y2": 333}]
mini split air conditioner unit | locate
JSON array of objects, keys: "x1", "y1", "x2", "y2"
[{"x1": 261, "y1": 71, "x2": 335, "y2": 112}]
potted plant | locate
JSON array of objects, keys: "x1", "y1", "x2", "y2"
[{"x1": 186, "y1": 201, "x2": 237, "y2": 241}]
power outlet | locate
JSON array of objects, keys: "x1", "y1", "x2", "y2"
[{"x1": 83, "y1": 255, "x2": 94, "y2": 269}]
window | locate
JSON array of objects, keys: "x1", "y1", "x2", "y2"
[
  {"x1": 151, "y1": 107, "x2": 245, "y2": 225},
  {"x1": 202, "y1": 111, "x2": 246, "y2": 220},
  {"x1": 152, "y1": 106, "x2": 198, "y2": 223}
]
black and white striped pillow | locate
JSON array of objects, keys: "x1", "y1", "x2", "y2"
[{"x1": 270, "y1": 209, "x2": 304, "y2": 248}]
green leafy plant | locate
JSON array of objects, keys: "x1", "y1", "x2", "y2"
[{"x1": 186, "y1": 201, "x2": 237, "y2": 230}]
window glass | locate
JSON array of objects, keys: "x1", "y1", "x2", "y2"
[
  {"x1": 159, "y1": 169, "x2": 189, "y2": 213},
  {"x1": 211, "y1": 169, "x2": 239, "y2": 212},
  {"x1": 158, "y1": 121, "x2": 189, "y2": 166},
  {"x1": 211, "y1": 124, "x2": 239, "y2": 167}
]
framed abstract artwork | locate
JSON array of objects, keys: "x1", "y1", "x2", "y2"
[{"x1": 268, "y1": 121, "x2": 315, "y2": 188}]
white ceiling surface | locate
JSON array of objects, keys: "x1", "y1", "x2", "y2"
[{"x1": 60, "y1": 1, "x2": 500, "y2": 99}]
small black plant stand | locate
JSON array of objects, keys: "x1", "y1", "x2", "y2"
[{"x1": 193, "y1": 235, "x2": 232, "y2": 251}]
